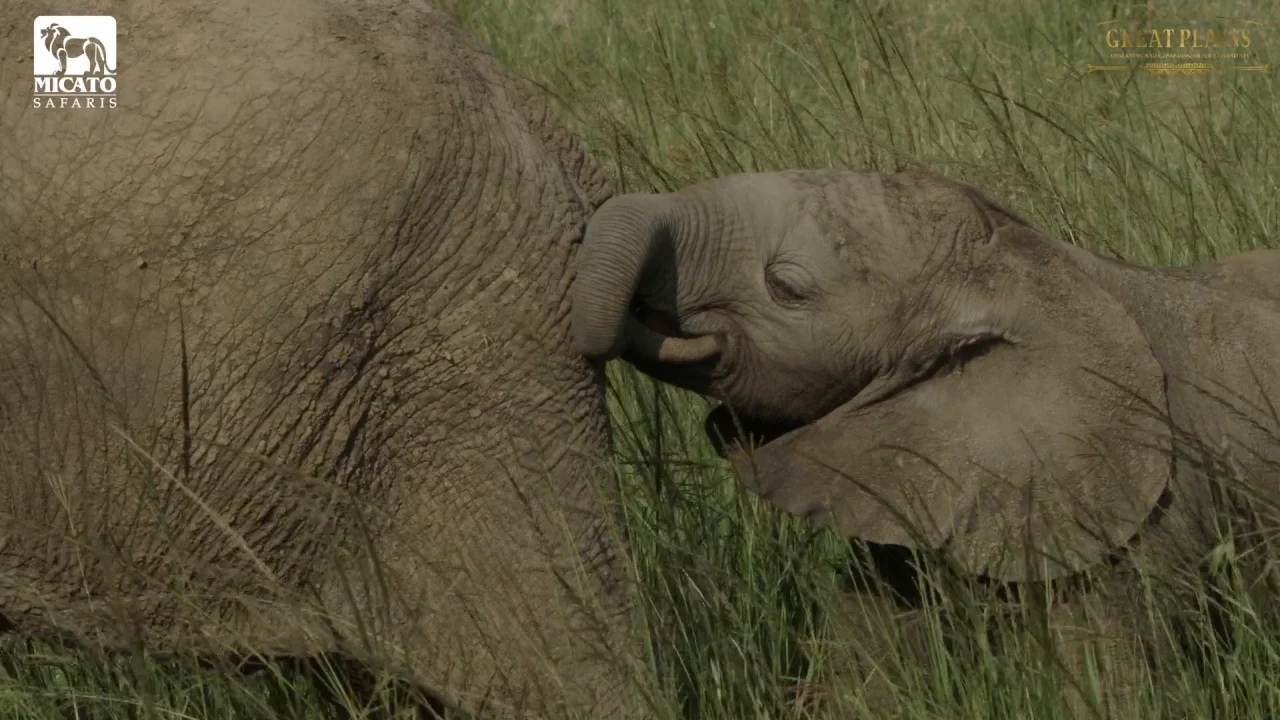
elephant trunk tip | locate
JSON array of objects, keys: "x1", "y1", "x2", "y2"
[
  {"x1": 570, "y1": 307, "x2": 722, "y2": 367},
  {"x1": 624, "y1": 314, "x2": 722, "y2": 365}
]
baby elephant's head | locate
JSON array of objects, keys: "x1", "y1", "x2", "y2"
[{"x1": 572, "y1": 169, "x2": 1175, "y2": 583}]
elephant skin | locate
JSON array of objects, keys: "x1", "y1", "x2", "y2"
[
  {"x1": 1, "y1": 1, "x2": 645, "y2": 717},
  {"x1": 571, "y1": 168, "x2": 1280, "y2": 704}
]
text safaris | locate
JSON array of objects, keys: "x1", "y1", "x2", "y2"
[{"x1": 33, "y1": 96, "x2": 117, "y2": 109}]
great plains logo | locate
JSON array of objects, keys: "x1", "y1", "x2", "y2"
[
  {"x1": 32, "y1": 16, "x2": 117, "y2": 109},
  {"x1": 1088, "y1": 13, "x2": 1269, "y2": 76}
]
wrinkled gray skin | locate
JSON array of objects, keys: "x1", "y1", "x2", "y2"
[
  {"x1": 572, "y1": 169, "x2": 1280, "y2": 703},
  {"x1": 1, "y1": 1, "x2": 642, "y2": 717}
]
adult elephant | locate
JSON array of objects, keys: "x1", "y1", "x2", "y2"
[
  {"x1": 1, "y1": 0, "x2": 645, "y2": 717},
  {"x1": 571, "y1": 168, "x2": 1280, "y2": 703}
]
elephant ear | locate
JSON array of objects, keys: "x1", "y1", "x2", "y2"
[{"x1": 725, "y1": 196, "x2": 1174, "y2": 582}]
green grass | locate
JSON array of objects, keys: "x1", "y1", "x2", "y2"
[{"x1": 3, "y1": 0, "x2": 1279, "y2": 717}]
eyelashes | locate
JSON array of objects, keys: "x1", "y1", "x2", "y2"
[{"x1": 764, "y1": 260, "x2": 817, "y2": 307}]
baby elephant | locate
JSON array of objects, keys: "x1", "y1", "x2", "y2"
[{"x1": 570, "y1": 169, "x2": 1280, "y2": 706}]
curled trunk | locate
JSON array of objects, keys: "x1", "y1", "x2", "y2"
[{"x1": 572, "y1": 194, "x2": 721, "y2": 364}]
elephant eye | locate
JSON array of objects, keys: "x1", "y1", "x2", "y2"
[{"x1": 764, "y1": 261, "x2": 815, "y2": 308}]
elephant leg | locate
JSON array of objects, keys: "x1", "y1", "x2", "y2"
[
  {"x1": 1041, "y1": 587, "x2": 1152, "y2": 720},
  {"x1": 819, "y1": 588, "x2": 929, "y2": 716},
  {"x1": 820, "y1": 566, "x2": 1155, "y2": 718},
  {"x1": 303, "y1": 447, "x2": 645, "y2": 719}
]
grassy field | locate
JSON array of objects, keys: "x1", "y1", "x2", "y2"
[{"x1": 3, "y1": 0, "x2": 1279, "y2": 717}]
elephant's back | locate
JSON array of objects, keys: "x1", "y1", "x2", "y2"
[
  {"x1": 1, "y1": 0, "x2": 608, "y2": 354},
  {"x1": 1192, "y1": 249, "x2": 1280, "y2": 306},
  {"x1": 2, "y1": 0, "x2": 479, "y2": 265}
]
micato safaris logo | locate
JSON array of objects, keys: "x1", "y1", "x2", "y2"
[{"x1": 32, "y1": 16, "x2": 118, "y2": 109}]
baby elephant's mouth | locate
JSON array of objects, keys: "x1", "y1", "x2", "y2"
[
  {"x1": 624, "y1": 301, "x2": 722, "y2": 366},
  {"x1": 633, "y1": 302, "x2": 688, "y2": 338},
  {"x1": 703, "y1": 403, "x2": 802, "y2": 459}
]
